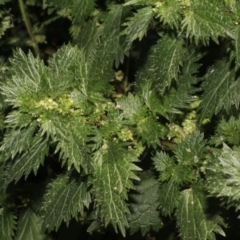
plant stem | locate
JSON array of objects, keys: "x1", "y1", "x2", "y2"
[{"x1": 18, "y1": 0, "x2": 39, "y2": 56}]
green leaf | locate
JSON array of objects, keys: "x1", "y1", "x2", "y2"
[
  {"x1": 117, "y1": 93, "x2": 147, "y2": 123},
  {"x1": 153, "y1": 151, "x2": 194, "y2": 184},
  {"x1": 102, "y1": 4, "x2": 126, "y2": 67},
  {"x1": 74, "y1": 17, "x2": 103, "y2": 57},
  {"x1": 176, "y1": 187, "x2": 225, "y2": 240},
  {"x1": 140, "y1": 80, "x2": 168, "y2": 118},
  {"x1": 206, "y1": 215, "x2": 226, "y2": 239},
  {"x1": 5, "y1": 134, "x2": 49, "y2": 184},
  {"x1": 0, "y1": 10, "x2": 12, "y2": 39},
  {"x1": 234, "y1": 25, "x2": 240, "y2": 69},
  {"x1": 55, "y1": 132, "x2": 91, "y2": 173},
  {"x1": 174, "y1": 131, "x2": 206, "y2": 166},
  {"x1": 210, "y1": 116, "x2": 240, "y2": 146},
  {"x1": 41, "y1": 113, "x2": 93, "y2": 172},
  {"x1": 154, "y1": 151, "x2": 185, "y2": 182},
  {"x1": 0, "y1": 207, "x2": 16, "y2": 240},
  {"x1": 84, "y1": 4, "x2": 128, "y2": 89},
  {"x1": 92, "y1": 142, "x2": 141, "y2": 236},
  {"x1": 121, "y1": 7, "x2": 154, "y2": 51},
  {"x1": 1, "y1": 50, "x2": 46, "y2": 107},
  {"x1": 44, "y1": 0, "x2": 95, "y2": 24},
  {"x1": 155, "y1": 0, "x2": 182, "y2": 29},
  {"x1": 75, "y1": 4, "x2": 129, "y2": 67},
  {"x1": 153, "y1": 132, "x2": 205, "y2": 185},
  {"x1": 87, "y1": 41, "x2": 115, "y2": 95},
  {"x1": 176, "y1": 188, "x2": 208, "y2": 240},
  {"x1": 181, "y1": 0, "x2": 233, "y2": 44},
  {"x1": 207, "y1": 144, "x2": 240, "y2": 212},
  {"x1": 71, "y1": 0, "x2": 95, "y2": 24},
  {"x1": 199, "y1": 59, "x2": 240, "y2": 121},
  {"x1": 47, "y1": 45, "x2": 87, "y2": 95},
  {"x1": 136, "y1": 116, "x2": 167, "y2": 148},
  {"x1": 3, "y1": 111, "x2": 33, "y2": 129},
  {"x1": 124, "y1": 0, "x2": 159, "y2": 6},
  {"x1": 158, "y1": 178, "x2": 180, "y2": 216},
  {"x1": 42, "y1": 172, "x2": 91, "y2": 232},
  {"x1": 163, "y1": 49, "x2": 203, "y2": 114},
  {"x1": 128, "y1": 171, "x2": 161, "y2": 235},
  {"x1": 15, "y1": 208, "x2": 45, "y2": 240},
  {"x1": 0, "y1": 122, "x2": 37, "y2": 160},
  {"x1": 137, "y1": 34, "x2": 184, "y2": 93}
]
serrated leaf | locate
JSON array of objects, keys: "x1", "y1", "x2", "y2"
[
  {"x1": 121, "y1": 7, "x2": 154, "y2": 51},
  {"x1": 117, "y1": 93, "x2": 146, "y2": 122},
  {"x1": 55, "y1": 133, "x2": 91, "y2": 173},
  {"x1": 128, "y1": 171, "x2": 161, "y2": 235},
  {"x1": 176, "y1": 187, "x2": 225, "y2": 240},
  {"x1": 0, "y1": 122, "x2": 37, "y2": 160},
  {"x1": 233, "y1": 25, "x2": 240, "y2": 69},
  {"x1": 47, "y1": 45, "x2": 88, "y2": 95},
  {"x1": 44, "y1": 0, "x2": 95, "y2": 24},
  {"x1": 206, "y1": 215, "x2": 226, "y2": 239},
  {"x1": 71, "y1": 0, "x2": 95, "y2": 24},
  {"x1": 140, "y1": 80, "x2": 168, "y2": 118},
  {"x1": 153, "y1": 151, "x2": 173, "y2": 176},
  {"x1": 0, "y1": 207, "x2": 16, "y2": 240},
  {"x1": 137, "y1": 34, "x2": 184, "y2": 93},
  {"x1": 176, "y1": 188, "x2": 208, "y2": 240},
  {"x1": 0, "y1": 11, "x2": 12, "y2": 39},
  {"x1": 42, "y1": 172, "x2": 91, "y2": 231},
  {"x1": 5, "y1": 134, "x2": 49, "y2": 184},
  {"x1": 3, "y1": 111, "x2": 33, "y2": 129},
  {"x1": 210, "y1": 116, "x2": 240, "y2": 146},
  {"x1": 76, "y1": 4, "x2": 129, "y2": 68},
  {"x1": 181, "y1": 0, "x2": 233, "y2": 44},
  {"x1": 87, "y1": 41, "x2": 115, "y2": 95},
  {"x1": 174, "y1": 131, "x2": 206, "y2": 166},
  {"x1": 159, "y1": 178, "x2": 180, "y2": 216},
  {"x1": 124, "y1": 0, "x2": 159, "y2": 6},
  {"x1": 136, "y1": 116, "x2": 167, "y2": 148},
  {"x1": 163, "y1": 49, "x2": 203, "y2": 114},
  {"x1": 207, "y1": 144, "x2": 240, "y2": 212},
  {"x1": 87, "y1": 219, "x2": 102, "y2": 233},
  {"x1": 199, "y1": 60, "x2": 240, "y2": 121},
  {"x1": 153, "y1": 147, "x2": 198, "y2": 185},
  {"x1": 102, "y1": 4, "x2": 126, "y2": 67},
  {"x1": 92, "y1": 142, "x2": 141, "y2": 236},
  {"x1": 155, "y1": 0, "x2": 182, "y2": 29},
  {"x1": 1, "y1": 50, "x2": 46, "y2": 107},
  {"x1": 74, "y1": 17, "x2": 103, "y2": 57},
  {"x1": 15, "y1": 208, "x2": 45, "y2": 240},
  {"x1": 87, "y1": 5, "x2": 127, "y2": 86}
]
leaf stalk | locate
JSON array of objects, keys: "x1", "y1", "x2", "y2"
[{"x1": 18, "y1": 0, "x2": 39, "y2": 56}]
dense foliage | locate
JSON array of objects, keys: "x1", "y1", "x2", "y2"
[{"x1": 1, "y1": 0, "x2": 240, "y2": 239}]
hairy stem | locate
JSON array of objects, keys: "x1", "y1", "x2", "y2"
[{"x1": 18, "y1": 0, "x2": 39, "y2": 56}]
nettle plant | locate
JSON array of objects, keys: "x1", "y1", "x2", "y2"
[{"x1": 1, "y1": 0, "x2": 240, "y2": 239}]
